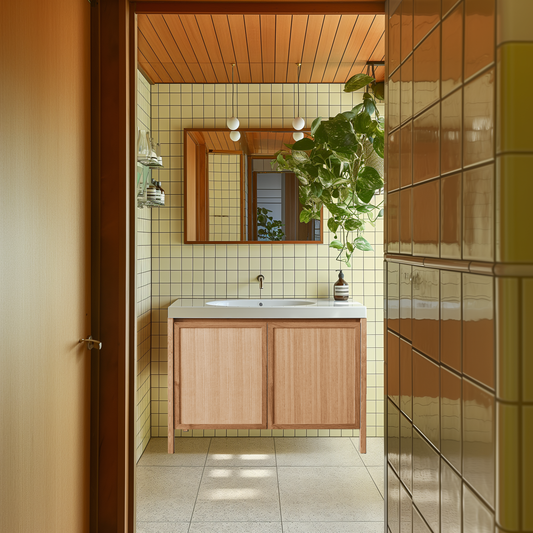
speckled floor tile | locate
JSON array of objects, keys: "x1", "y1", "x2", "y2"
[
  {"x1": 191, "y1": 467, "x2": 281, "y2": 522},
  {"x1": 351, "y1": 437, "x2": 385, "y2": 467},
  {"x1": 136, "y1": 523, "x2": 189, "y2": 533},
  {"x1": 283, "y1": 522, "x2": 385, "y2": 532},
  {"x1": 277, "y1": 467, "x2": 384, "y2": 522},
  {"x1": 136, "y1": 466, "x2": 203, "y2": 522},
  {"x1": 367, "y1": 466, "x2": 385, "y2": 498},
  {"x1": 206, "y1": 438, "x2": 276, "y2": 467},
  {"x1": 138, "y1": 438, "x2": 211, "y2": 467},
  {"x1": 189, "y1": 522, "x2": 283, "y2": 532},
  {"x1": 275, "y1": 437, "x2": 363, "y2": 467}
]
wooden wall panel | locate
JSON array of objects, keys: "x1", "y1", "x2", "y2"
[{"x1": 0, "y1": 0, "x2": 91, "y2": 531}]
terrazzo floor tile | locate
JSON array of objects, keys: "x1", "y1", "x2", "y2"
[
  {"x1": 191, "y1": 467, "x2": 281, "y2": 522},
  {"x1": 136, "y1": 522, "x2": 190, "y2": 533},
  {"x1": 188, "y1": 522, "x2": 283, "y2": 532},
  {"x1": 352, "y1": 437, "x2": 385, "y2": 467},
  {"x1": 277, "y1": 466, "x2": 384, "y2": 522},
  {"x1": 275, "y1": 437, "x2": 363, "y2": 467},
  {"x1": 136, "y1": 466, "x2": 203, "y2": 522},
  {"x1": 282, "y1": 522, "x2": 385, "y2": 532},
  {"x1": 138, "y1": 438, "x2": 211, "y2": 467},
  {"x1": 367, "y1": 466, "x2": 385, "y2": 498},
  {"x1": 206, "y1": 438, "x2": 276, "y2": 467}
]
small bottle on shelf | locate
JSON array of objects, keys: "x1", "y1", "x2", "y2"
[
  {"x1": 157, "y1": 181, "x2": 165, "y2": 205},
  {"x1": 146, "y1": 180, "x2": 159, "y2": 205}
]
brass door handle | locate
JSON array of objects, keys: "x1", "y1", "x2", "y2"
[{"x1": 79, "y1": 336, "x2": 102, "y2": 350}]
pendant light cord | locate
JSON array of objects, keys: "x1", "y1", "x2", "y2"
[
  {"x1": 231, "y1": 63, "x2": 235, "y2": 118},
  {"x1": 297, "y1": 63, "x2": 301, "y2": 118}
]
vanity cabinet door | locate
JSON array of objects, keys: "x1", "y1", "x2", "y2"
[
  {"x1": 267, "y1": 320, "x2": 363, "y2": 428},
  {"x1": 171, "y1": 320, "x2": 267, "y2": 429}
]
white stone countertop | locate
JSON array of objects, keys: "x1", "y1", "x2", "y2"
[{"x1": 168, "y1": 298, "x2": 367, "y2": 319}]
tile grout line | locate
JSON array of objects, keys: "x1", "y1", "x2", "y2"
[
  {"x1": 349, "y1": 437, "x2": 385, "y2": 501},
  {"x1": 186, "y1": 437, "x2": 213, "y2": 533},
  {"x1": 273, "y1": 438, "x2": 285, "y2": 533}
]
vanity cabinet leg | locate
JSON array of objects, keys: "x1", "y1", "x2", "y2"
[
  {"x1": 168, "y1": 318, "x2": 175, "y2": 454},
  {"x1": 360, "y1": 318, "x2": 367, "y2": 454}
]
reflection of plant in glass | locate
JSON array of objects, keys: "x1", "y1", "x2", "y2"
[
  {"x1": 257, "y1": 207, "x2": 285, "y2": 241},
  {"x1": 274, "y1": 74, "x2": 384, "y2": 266}
]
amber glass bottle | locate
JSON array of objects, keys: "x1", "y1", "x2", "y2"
[{"x1": 333, "y1": 270, "x2": 349, "y2": 301}]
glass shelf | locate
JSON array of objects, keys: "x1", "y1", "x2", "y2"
[{"x1": 137, "y1": 161, "x2": 165, "y2": 209}]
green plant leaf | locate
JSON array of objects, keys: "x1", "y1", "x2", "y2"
[
  {"x1": 356, "y1": 187, "x2": 375, "y2": 203},
  {"x1": 345, "y1": 218, "x2": 363, "y2": 231},
  {"x1": 347, "y1": 242, "x2": 354, "y2": 253},
  {"x1": 364, "y1": 97, "x2": 376, "y2": 116},
  {"x1": 292, "y1": 138, "x2": 315, "y2": 151},
  {"x1": 358, "y1": 166, "x2": 384, "y2": 190},
  {"x1": 371, "y1": 81, "x2": 385, "y2": 101},
  {"x1": 299, "y1": 209, "x2": 313, "y2": 223},
  {"x1": 354, "y1": 236, "x2": 373, "y2": 251},
  {"x1": 328, "y1": 218, "x2": 339, "y2": 234},
  {"x1": 344, "y1": 73, "x2": 375, "y2": 93},
  {"x1": 322, "y1": 119, "x2": 356, "y2": 151},
  {"x1": 372, "y1": 135, "x2": 385, "y2": 158},
  {"x1": 354, "y1": 204, "x2": 376, "y2": 213},
  {"x1": 329, "y1": 239, "x2": 344, "y2": 250},
  {"x1": 378, "y1": 208, "x2": 384, "y2": 218},
  {"x1": 311, "y1": 182, "x2": 323, "y2": 198},
  {"x1": 352, "y1": 111, "x2": 372, "y2": 134},
  {"x1": 311, "y1": 116, "x2": 322, "y2": 136}
]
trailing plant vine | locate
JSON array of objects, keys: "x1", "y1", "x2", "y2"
[
  {"x1": 274, "y1": 74, "x2": 384, "y2": 266},
  {"x1": 257, "y1": 207, "x2": 285, "y2": 241}
]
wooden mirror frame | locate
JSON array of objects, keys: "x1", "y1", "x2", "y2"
[{"x1": 184, "y1": 128, "x2": 323, "y2": 245}]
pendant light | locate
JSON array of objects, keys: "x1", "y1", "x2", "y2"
[
  {"x1": 292, "y1": 63, "x2": 305, "y2": 138},
  {"x1": 227, "y1": 64, "x2": 239, "y2": 131}
]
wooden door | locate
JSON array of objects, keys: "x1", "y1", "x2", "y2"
[
  {"x1": 268, "y1": 320, "x2": 362, "y2": 429},
  {"x1": 169, "y1": 320, "x2": 267, "y2": 442}
]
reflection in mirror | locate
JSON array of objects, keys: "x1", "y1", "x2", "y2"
[{"x1": 185, "y1": 129, "x2": 322, "y2": 244}]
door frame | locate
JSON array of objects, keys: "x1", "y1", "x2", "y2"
[{"x1": 92, "y1": 1, "x2": 385, "y2": 531}]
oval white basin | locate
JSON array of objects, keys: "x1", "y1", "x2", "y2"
[{"x1": 206, "y1": 299, "x2": 316, "y2": 307}]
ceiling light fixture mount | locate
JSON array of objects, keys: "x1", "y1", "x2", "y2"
[{"x1": 227, "y1": 63, "x2": 240, "y2": 131}]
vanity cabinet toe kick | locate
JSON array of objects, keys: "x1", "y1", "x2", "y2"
[{"x1": 167, "y1": 318, "x2": 367, "y2": 454}]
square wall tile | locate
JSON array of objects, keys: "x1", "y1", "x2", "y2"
[
  {"x1": 389, "y1": 129, "x2": 401, "y2": 191},
  {"x1": 413, "y1": 104, "x2": 440, "y2": 184},
  {"x1": 441, "y1": 91, "x2": 462, "y2": 176},
  {"x1": 464, "y1": 0, "x2": 495, "y2": 80},
  {"x1": 441, "y1": 173, "x2": 462, "y2": 260},
  {"x1": 388, "y1": 331, "x2": 400, "y2": 406},
  {"x1": 413, "y1": 350, "x2": 440, "y2": 448},
  {"x1": 389, "y1": 69, "x2": 401, "y2": 132},
  {"x1": 400, "y1": 339, "x2": 413, "y2": 418},
  {"x1": 413, "y1": 180, "x2": 439, "y2": 258},
  {"x1": 463, "y1": 164, "x2": 494, "y2": 262},
  {"x1": 440, "y1": 270, "x2": 462, "y2": 373},
  {"x1": 400, "y1": 122, "x2": 413, "y2": 188},
  {"x1": 412, "y1": 429, "x2": 440, "y2": 532},
  {"x1": 414, "y1": 0, "x2": 441, "y2": 46},
  {"x1": 399, "y1": 264, "x2": 413, "y2": 340},
  {"x1": 496, "y1": 154, "x2": 533, "y2": 264},
  {"x1": 400, "y1": 414, "x2": 413, "y2": 492},
  {"x1": 388, "y1": 191, "x2": 400, "y2": 253},
  {"x1": 462, "y1": 273, "x2": 495, "y2": 389},
  {"x1": 399, "y1": 188, "x2": 412, "y2": 254},
  {"x1": 440, "y1": 367, "x2": 462, "y2": 472},
  {"x1": 463, "y1": 378, "x2": 495, "y2": 508},
  {"x1": 463, "y1": 69, "x2": 495, "y2": 168},
  {"x1": 413, "y1": 27, "x2": 441, "y2": 114},
  {"x1": 389, "y1": 399, "x2": 401, "y2": 473},
  {"x1": 442, "y1": 3, "x2": 464, "y2": 97},
  {"x1": 390, "y1": 4, "x2": 402, "y2": 74},
  {"x1": 388, "y1": 262, "x2": 400, "y2": 333},
  {"x1": 412, "y1": 267, "x2": 440, "y2": 362},
  {"x1": 401, "y1": 0, "x2": 414, "y2": 62},
  {"x1": 401, "y1": 56, "x2": 414, "y2": 124},
  {"x1": 441, "y1": 458, "x2": 462, "y2": 533}
]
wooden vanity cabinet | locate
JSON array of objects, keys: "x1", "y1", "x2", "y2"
[{"x1": 168, "y1": 318, "x2": 366, "y2": 453}]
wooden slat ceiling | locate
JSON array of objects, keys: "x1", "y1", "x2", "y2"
[{"x1": 138, "y1": 14, "x2": 385, "y2": 84}]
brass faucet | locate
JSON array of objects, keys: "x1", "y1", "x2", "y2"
[{"x1": 257, "y1": 275, "x2": 265, "y2": 290}]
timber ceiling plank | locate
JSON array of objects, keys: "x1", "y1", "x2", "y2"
[
  {"x1": 347, "y1": 14, "x2": 384, "y2": 78},
  {"x1": 261, "y1": 15, "x2": 276, "y2": 82},
  {"x1": 310, "y1": 14, "x2": 340, "y2": 82},
  {"x1": 320, "y1": 14, "x2": 357, "y2": 82},
  {"x1": 300, "y1": 15, "x2": 324, "y2": 82},
  {"x1": 274, "y1": 15, "x2": 291, "y2": 82},
  {"x1": 245, "y1": 15, "x2": 263, "y2": 83},
  {"x1": 227, "y1": 15, "x2": 251, "y2": 82},
  {"x1": 211, "y1": 15, "x2": 236, "y2": 80}
]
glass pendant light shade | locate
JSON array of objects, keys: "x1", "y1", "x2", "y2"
[
  {"x1": 293, "y1": 131, "x2": 304, "y2": 142},
  {"x1": 229, "y1": 130, "x2": 241, "y2": 142},
  {"x1": 227, "y1": 116, "x2": 240, "y2": 130},
  {"x1": 292, "y1": 117, "x2": 305, "y2": 131}
]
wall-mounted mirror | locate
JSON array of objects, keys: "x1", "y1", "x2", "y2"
[{"x1": 184, "y1": 129, "x2": 323, "y2": 244}]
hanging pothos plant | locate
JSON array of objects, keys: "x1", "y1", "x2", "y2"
[{"x1": 274, "y1": 74, "x2": 385, "y2": 267}]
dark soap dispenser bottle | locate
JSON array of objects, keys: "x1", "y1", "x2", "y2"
[{"x1": 333, "y1": 269, "x2": 349, "y2": 301}]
